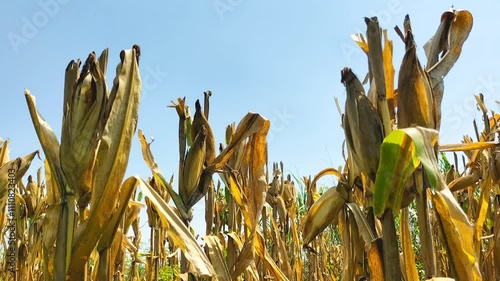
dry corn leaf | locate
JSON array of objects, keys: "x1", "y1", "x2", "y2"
[
  {"x1": 345, "y1": 203, "x2": 376, "y2": 246},
  {"x1": 0, "y1": 151, "x2": 39, "y2": 234},
  {"x1": 269, "y1": 215, "x2": 293, "y2": 278},
  {"x1": 231, "y1": 238, "x2": 255, "y2": 280},
  {"x1": 70, "y1": 46, "x2": 141, "y2": 277},
  {"x1": 255, "y1": 231, "x2": 289, "y2": 281},
  {"x1": 42, "y1": 161, "x2": 60, "y2": 280},
  {"x1": 439, "y1": 141, "x2": 498, "y2": 152},
  {"x1": 138, "y1": 178, "x2": 216, "y2": 278},
  {"x1": 425, "y1": 9, "x2": 473, "y2": 116},
  {"x1": 97, "y1": 176, "x2": 139, "y2": 252},
  {"x1": 25, "y1": 90, "x2": 65, "y2": 193},
  {"x1": 203, "y1": 235, "x2": 232, "y2": 281},
  {"x1": 432, "y1": 188, "x2": 481, "y2": 281},
  {"x1": 0, "y1": 150, "x2": 38, "y2": 196},
  {"x1": 209, "y1": 112, "x2": 268, "y2": 171},
  {"x1": 473, "y1": 177, "x2": 491, "y2": 255},
  {"x1": 138, "y1": 130, "x2": 161, "y2": 174}
]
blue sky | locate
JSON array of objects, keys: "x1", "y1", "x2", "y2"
[{"x1": 2, "y1": 1, "x2": 499, "y2": 234}]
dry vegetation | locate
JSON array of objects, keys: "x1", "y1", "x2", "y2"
[{"x1": 1, "y1": 7, "x2": 499, "y2": 281}]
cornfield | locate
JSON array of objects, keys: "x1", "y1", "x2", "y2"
[{"x1": 1, "y1": 7, "x2": 500, "y2": 281}]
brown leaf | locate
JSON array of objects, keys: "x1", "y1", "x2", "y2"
[{"x1": 425, "y1": 9, "x2": 473, "y2": 119}]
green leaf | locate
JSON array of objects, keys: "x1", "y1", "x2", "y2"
[{"x1": 374, "y1": 127, "x2": 441, "y2": 218}]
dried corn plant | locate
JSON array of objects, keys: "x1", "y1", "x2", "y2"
[
  {"x1": 2, "y1": 6, "x2": 500, "y2": 281},
  {"x1": 301, "y1": 7, "x2": 500, "y2": 281},
  {"x1": 21, "y1": 45, "x2": 142, "y2": 280}
]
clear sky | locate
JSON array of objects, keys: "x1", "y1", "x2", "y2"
[{"x1": 2, "y1": 1, "x2": 499, "y2": 234}]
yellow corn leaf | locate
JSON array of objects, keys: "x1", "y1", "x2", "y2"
[
  {"x1": 138, "y1": 178, "x2": 216, "y2": 277},
  {"x1": 439, "y1": 141, "x2": 498, "y2": 152},
  {"x1": 351, "y1": 33, "x2": 369, "y2": 53},
  {"x1": 474, "y1": 177, "x2": 491, "y2": 255},
  {"x1": 224, "y1": 168, "x2": 247, "y2": 212},
  {"x1": 400, "y1": 208, "x2": 419, "y2": 281},
  {"x1": 382, "y1": 29, "x2": 396, "y2": 120},
  {"x1": 203, "y1": 235, "x2": 232, "y2": 281},
  {"x1": 431, "y1": 188, "x2": 481, "y2": 281},
  {"x1": 247, "y1": 124, "x2": 270, "y2": 233}
]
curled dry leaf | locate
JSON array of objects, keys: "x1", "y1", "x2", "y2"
[{"x1": 425, "y1": 9, "x2": 473, "y2": 118}]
